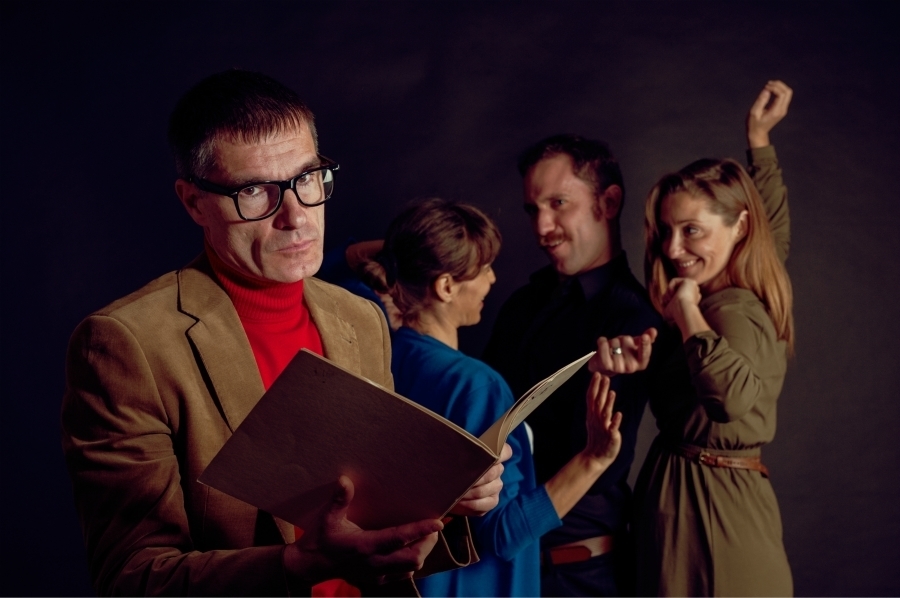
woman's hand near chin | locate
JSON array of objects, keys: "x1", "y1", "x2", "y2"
[{"x1": 662, "y1": 278, "x2": 711, "y2": 342}]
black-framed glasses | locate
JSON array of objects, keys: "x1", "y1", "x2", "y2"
[{"x1": 190, "y1": 157, "x2": 339, "y2": 221}]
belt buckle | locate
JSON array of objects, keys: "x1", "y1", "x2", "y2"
[{"x1": 698, "y1": 451, "x2": 718, "y2": 466}]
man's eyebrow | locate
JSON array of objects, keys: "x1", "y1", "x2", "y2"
[{"x1": 229, "y1": 158, "x2": 322, "y2": 186}]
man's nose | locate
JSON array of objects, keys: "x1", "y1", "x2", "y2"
[
  {"x1": 534, "y1": 208, "x2": 555, "y2": 237},
  {"x1": 273, "y1": 189, "x2": 310, "y2": 228}
]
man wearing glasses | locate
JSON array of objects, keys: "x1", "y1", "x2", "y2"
[{"x1": 61, "y1": 70, "x2": 503, "y2": 596}]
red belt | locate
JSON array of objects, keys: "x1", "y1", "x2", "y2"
[{"x1": 541, "y1": 535, "x2": 615, "y2": 566}]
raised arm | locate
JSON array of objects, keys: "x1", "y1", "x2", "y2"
[{"x1": 747, "y1": 80, "x2": 792, "y2": 262}]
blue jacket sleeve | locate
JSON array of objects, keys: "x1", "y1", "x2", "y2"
[
  {"x1": 439, "y1": 364, "x2": 563, "y2": 562},
  {"x1": 469, "y1": 425, "x2": 562, "y2": 561}
]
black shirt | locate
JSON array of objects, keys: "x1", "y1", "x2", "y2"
[{"x1": 483, "y1": 252, "x2": 664, "y2": 547}]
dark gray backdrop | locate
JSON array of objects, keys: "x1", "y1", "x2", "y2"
[{"x1": 2, "y1": 1, "x2": 898, "y2": 595}]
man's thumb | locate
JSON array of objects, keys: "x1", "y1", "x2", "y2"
[{"x1": 330, "y1": 475, "x2": 354, "y2": 513}]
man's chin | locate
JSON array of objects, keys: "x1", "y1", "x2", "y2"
[
  {"x1": 548, "y1": 256, "x2": 576, "y2": 277},
  {"x1": 255, "y1": 264, "x2": 319, "y2": 284},
  {"x1": 258, "y1": 254, "x2": 323, "y2": 284}
]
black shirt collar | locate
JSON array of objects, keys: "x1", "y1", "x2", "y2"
[{"x1": 574, "y1": 252, "x2": 631, "y2": 302}]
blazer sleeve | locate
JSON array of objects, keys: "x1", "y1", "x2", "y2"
[{"x1": 62, "y1": 315, "x2": 298, "y2": 597}]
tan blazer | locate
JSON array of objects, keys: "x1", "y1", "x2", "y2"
[{"x1": 62, "y1": 255, "x2": 440, "y2": 596}]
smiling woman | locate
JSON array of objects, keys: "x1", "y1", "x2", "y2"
[{"x1": 633, "y1": 81, "x2": 796, "y2": 597}]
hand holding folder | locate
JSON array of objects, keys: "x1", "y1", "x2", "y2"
[{"x1": 199, "y1": 349, "x2": 595, "y2": 532}]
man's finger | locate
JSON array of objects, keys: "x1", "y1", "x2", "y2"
[
  {"x1": 589, "y1": 337, "x2": 615, "y2": 374},
  {"x1": 638, "y1": 330, "x2": 657, "y2": 365},
  {"x1": 620, "y1": 335, "x2": 639, "y2": 353},
  {"x1": 362, "y1": 518, "x2": 444, "y2": 556},
  {"x1": 367, "y1": 531, "x2": 440, "y2": 574},
  {"x1": 326, "y1": 476, "x2": 354, "y2": 522}
]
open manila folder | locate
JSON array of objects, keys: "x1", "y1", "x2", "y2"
[{"x1": 199, "y1": 348, "x2": 595, "y2": 532}]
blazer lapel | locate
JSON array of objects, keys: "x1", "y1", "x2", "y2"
[
  {"x1": 304, "y1": 278, "x2": 362, "y2": 374},
  {"x1": 177, "y1": 256, "x2": 266, "y2": 432},
  {"x1": 178, "y1": 258, "x2": 298, "y2": 543},
  {"x1": 178, "y1": 264, "x2": 359, "y2": 544}
]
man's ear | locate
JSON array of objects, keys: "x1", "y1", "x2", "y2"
[
  {"x1": 432, "y1": 273, "x2": 457, "y2": 303},
  {"x1": 175, "y1": 179, "x2": 206, "y2": 226},
  {"x1": 598, "y1": 185, "x2": 623, "y2": 220}
]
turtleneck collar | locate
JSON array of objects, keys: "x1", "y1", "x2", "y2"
[{"x1": 205, "y1": 241, "x2": 305, "y2": 324}]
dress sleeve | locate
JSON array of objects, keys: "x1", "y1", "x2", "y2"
[
  {"x1": 747, "y1": 145, "x2": 790, "y2": 263},
  {"x1": 61, "y1": 316, "x2": 296, "y2": 597},
  {"x1": 683, "y1": 296, "x2": 785, "y2": 423}
]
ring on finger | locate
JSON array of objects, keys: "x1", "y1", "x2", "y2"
[{"x1": 611, "y1": 346, "x2": 623, "y2": 356}]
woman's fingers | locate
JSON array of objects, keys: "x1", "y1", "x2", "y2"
[
  {"x1": 749, "y1": 87, "x2": 772, "y2": 120},
  {"x1": 748, "y1": 80, "x2": 792, "y2": 147},
  {"x1": 602, "y1": 389, "x2": 617, "y2": 426}
]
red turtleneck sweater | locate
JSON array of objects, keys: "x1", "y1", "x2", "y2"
[
  {"x1": 207, "y1": 246, "x2": 358, "y2": 598},
  {"x1": 207, "y1": 244, "x2": 324, "y2": 386}
]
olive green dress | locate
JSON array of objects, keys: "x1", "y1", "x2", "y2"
[{"x1": 634, "y1": 146, "x2": 793, "y2": 597}]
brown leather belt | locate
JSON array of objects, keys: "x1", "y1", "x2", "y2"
[
  {"x1": 541, "y1": 535, "x2": 614, "y2": 566},
  {"x1": 672, "y1": 443, "x2": 769, "y2": 477}
]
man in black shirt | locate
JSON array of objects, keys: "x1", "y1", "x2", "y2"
[{"x1": 483, "y1": 135, "x2": 662, "y2": 596}]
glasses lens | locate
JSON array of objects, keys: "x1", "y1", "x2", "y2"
[
  {"x1": 321, "y1": 167, "x2": 335, "y2": 200},
  {"x1": 237, "y1": 184, "x2": 281, "y2": 219},
  {"x1": 294, "y1": 167, "x2": 335, "y2": 206}
]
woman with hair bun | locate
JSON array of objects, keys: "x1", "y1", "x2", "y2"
[
  {"x1": 633, "y1": 81, "x2": 795, "y2": 596},
  {"x1": 365, "y1": 198, "x2": 624, "y2": 597}
]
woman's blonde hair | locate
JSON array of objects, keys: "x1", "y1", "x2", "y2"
[
  {"x1": 644, "y1": 158, "x2": 794, "y2": 352},
  {"x1": 361, "y1": 198, "x2": 501, "y2": 326}
]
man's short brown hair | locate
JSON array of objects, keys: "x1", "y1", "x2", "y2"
[{"x1": 168, "y1": 69, "x2": 317, "y2": 179}]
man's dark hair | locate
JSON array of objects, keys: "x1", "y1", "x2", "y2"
[
  {"x1": 168, "y1": 69, "x2": 317, "y2": 179},
  {"x1": 517, "y1": 134, "x2": 625, "y2": 209}
]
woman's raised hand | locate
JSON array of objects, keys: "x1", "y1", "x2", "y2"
[
  {"x1": 747, "y1": 80, "x2": 793, "y2": 149},
  {"x1": 583, "y1": 373, "x2": 622, "y2": 465}
]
